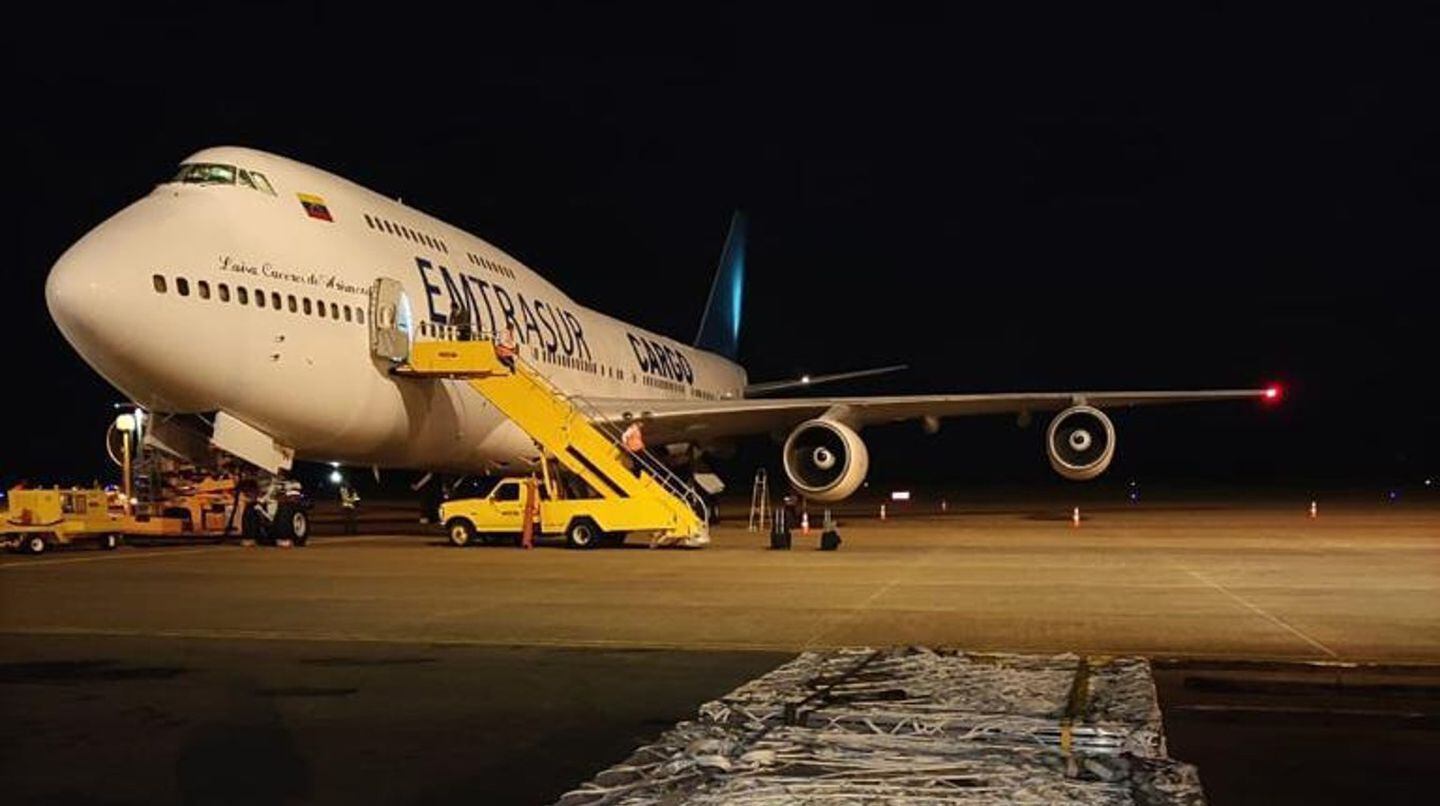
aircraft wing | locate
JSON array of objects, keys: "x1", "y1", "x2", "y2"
[{"x1": 590, "y1": 388, "x2": 1277, "y2": 444}]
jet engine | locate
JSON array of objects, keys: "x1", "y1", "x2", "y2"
[
  {"x1": 782, "y1": 418, "x2": 869, "y2": 502},
  {"x1": 1046, "y1": 405, "x2": 1116, "y2": 480}
]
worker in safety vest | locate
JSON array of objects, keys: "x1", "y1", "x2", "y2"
[
  {"x1": 339, "y1": 484, "x2": 360, "y2": 534},
  {"x1": 622, "y1": 421, "x2": 645, "y2": 452},
  {"x1": 621, "y1": 421, "x2": 645, "y2": 476},
  {"x1": 494, "y1": 323, "x2": 518, "y2": 371},
  {"x1": 519, "y1": 475, "x2": 538, "y2": 549}
]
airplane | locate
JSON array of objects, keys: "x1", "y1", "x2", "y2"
[{"x1": 45, "y1": 146, "x2": 1278, "y2": 514}]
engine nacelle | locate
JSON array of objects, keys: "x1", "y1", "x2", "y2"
[
  {"x1": 782, "y1": 418, "x2": 870, "y2": 502},
  {"x1": 1046, "y1": 405, "x2": 1116, "y2": 481}
]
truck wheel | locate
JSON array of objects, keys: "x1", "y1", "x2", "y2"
[
  {"x1": 99, "y1": 533, "x2": 121, "y2": 551},
  {"x1": 565, "y1": 518, "x2": 601, "y2": 550},
  {"x1": 277, "y1": 505, "x2": 310, "y2": 546},
  {"x1": 446, "y1": 519, "x2": 475, "y2": 547},
  {"x1": 23, "y1": 534, "x2": 48, "y2": 555}
]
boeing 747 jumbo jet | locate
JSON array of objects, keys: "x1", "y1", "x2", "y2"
[{"x1": 46, "y1": 146, "x2": 1277, "y2": 504}]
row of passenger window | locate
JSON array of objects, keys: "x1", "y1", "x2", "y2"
[
  {"x1": 642, "y1": 375, "x2": 687, "y2": 395},
  {"x1": 151, "y1": 274, "x2": 366, "y2": 325},
  {"x1": 531, "y1": 345, "x2": 618, "y2": 379},
  {"x1": 365, "y1": 213, "x2": 449, "y2": 254},
  {"x1": 526, "y1": 344, "x2": 721, "y2": 399},
  {"x1": 465, "y1": 251, "x2": 517, "y2": 280}
]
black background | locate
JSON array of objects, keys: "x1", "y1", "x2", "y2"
[{"x1": 8, "y1": 2, "x2": 1438, "y2": 493}]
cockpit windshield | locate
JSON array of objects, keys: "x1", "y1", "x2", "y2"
[
  {"x1": 173, "y1": 163, "x2": 235, "y2": 184},
  {"x1": 169, "y1": 163, "x2": 276, "y2": 195}
]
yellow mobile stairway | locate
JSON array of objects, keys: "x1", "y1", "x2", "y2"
[{"x1": 394, "y1": 333, "x2": 709, "y2": 547}]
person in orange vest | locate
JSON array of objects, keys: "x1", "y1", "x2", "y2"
[
  {"x1": 519, "y1": 475, "x2": 538, "y2": 549},
  {"x1": 494, "y1": 323, "x2": 518, "y2": 371},
  {"x1": 621, "y1": 420, "x2": 646, "y2": 476}
]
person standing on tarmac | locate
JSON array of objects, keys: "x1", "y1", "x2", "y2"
[
  {"x1": 519, "y1": 475, "x2": 539, "y2": 549},
  {"x1": 339, "y1": 483, "x2": 360, "y2": 535},
  {"x1": 494, "y1": 323, "x2": 518, "y2": 371}
]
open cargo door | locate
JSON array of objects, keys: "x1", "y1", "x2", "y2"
[{"x1": 369, "y1": 277, "x2": 413, "y2": 362}]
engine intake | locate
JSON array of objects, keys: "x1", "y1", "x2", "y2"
[
  {"x1": 1046, "y1": 405, "x2": 1116, "y2": 481},
  {"x1": 782, "y1": 418, "x2": 869, "y2": 502}
]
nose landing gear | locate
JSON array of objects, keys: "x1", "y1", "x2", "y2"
[{"x1": 241, "y1": 477, "x2": 312, "y2": 546}]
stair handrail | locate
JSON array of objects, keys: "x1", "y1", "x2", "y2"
[{"x1": 419, "y1": 326, "x2": 710, "y2": 533}]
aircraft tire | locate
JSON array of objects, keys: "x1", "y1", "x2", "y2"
[{"x1": 277, "y1": 505, "x2": 309, "y2": 546}]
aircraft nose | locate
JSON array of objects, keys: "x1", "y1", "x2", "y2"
[
  {"x1": 46, "y1": 245, "x2": 109, "y2": 350},
  {"x1": 45, "y1": 195, "x2": 231, "y2": 412},
  {"x1": 44, "y1": 217, "x2": 156, "y2": 402}
]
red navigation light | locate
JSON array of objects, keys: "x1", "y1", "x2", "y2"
[{"x1": 1262, "y1": 383, "x2": 1283, "y2": 404}]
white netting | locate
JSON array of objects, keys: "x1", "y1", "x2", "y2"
[
  {"x1": 556, "y1": 649, "x2": 1204, "y2": 806},
  {"x1": 702, "y1": 648, "x2": 1166, "y2": 757}
]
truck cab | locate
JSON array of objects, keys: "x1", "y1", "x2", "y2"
[{"x1": 453, "y1": 478, "x2": 545, "y2": 534}]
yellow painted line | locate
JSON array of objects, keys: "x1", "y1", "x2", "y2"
[{"x1": 0, "y1": 545, "x2": 232, "y2": 570}]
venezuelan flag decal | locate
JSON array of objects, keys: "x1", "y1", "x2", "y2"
[{"x1": 297, "y1": 192, "x2": 333, "y2": 222}]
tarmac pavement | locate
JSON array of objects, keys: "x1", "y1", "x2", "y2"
[{"x1": 2, "y1": 500, "x2": 1437, "y2": 803}]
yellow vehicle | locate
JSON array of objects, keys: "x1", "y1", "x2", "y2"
[
  {"x1": 440, "y1": 472, "x2": 680, "y2": 549},
  {"x1": 399, "y1": 336, "x2": 708, "y2": 549},
  {"x1": 126, "y1": 474, "x2": 247, "y2": 538},
  {"x1": 2, "y1": 487, "x2": 125, "y2": 554}
]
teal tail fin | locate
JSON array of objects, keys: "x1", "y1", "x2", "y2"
[{"x1": 694, "y1": 211, "x2": 746, "y2": 360}]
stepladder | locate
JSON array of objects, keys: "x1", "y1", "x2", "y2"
[{"x1": 747, "y1": 468, "x2": 770, "y2": 532}]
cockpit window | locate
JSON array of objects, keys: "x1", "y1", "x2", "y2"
[
  {"x1": 170, "y1": 163, "x2": 276, "y2": 195},
  {"x1": 248, "y1": 171, "x2": 276, "y2": 195},
  {"x1": 174, "y1": 163, "x2": 236, "y2": 185},
  {"x1": 238, "y1": 169, "x2": 277, "y2": 195}
]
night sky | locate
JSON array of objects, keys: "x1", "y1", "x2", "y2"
[{"x1": 9, "y1": 2, "x2": 1438, "y2": 493}]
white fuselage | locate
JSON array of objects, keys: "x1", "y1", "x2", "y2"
[{"x1": 46, "y1": 147, "x2": 747, "y2": 473}]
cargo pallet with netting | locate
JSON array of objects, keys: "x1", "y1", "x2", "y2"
[{"x1": 557, "y1": 647, "x2": 1205, "y2": 805}]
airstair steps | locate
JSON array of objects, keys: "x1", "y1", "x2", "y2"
[{"x1": 395, "y1": 336, "x2": 708, "y2": 546}]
